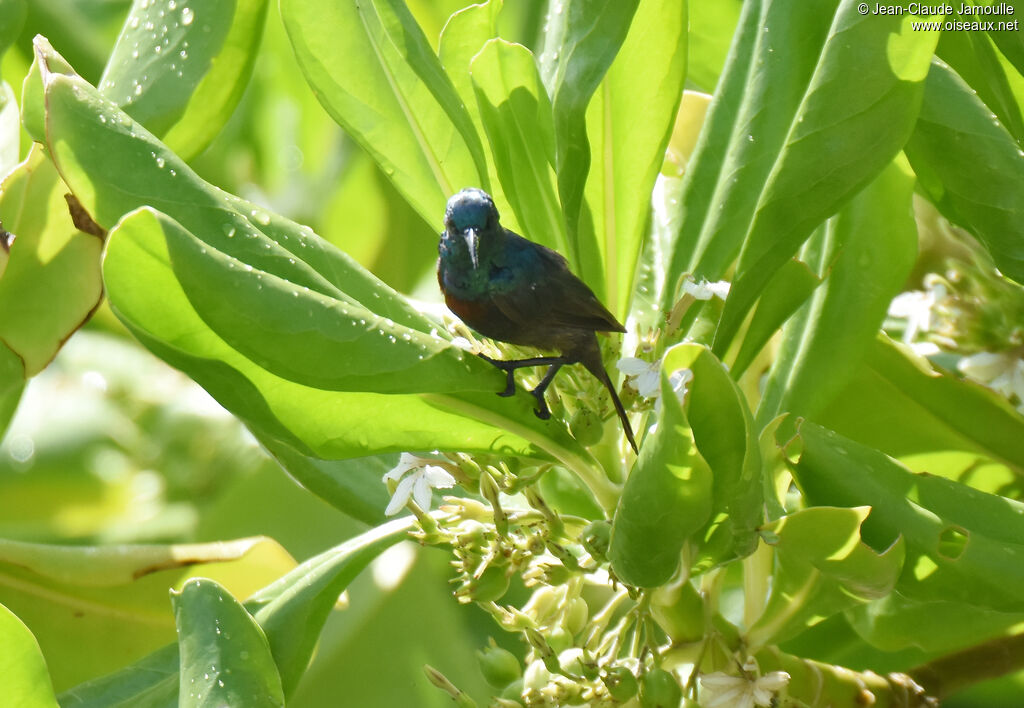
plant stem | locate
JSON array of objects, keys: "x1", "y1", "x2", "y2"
[{"x1": 909, "y1": 632, "x2": 1024, "y2": 701}]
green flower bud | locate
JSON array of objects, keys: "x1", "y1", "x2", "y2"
[
  {"x1": 563, "y1": 597, "x2": 589, "y2": 637},
  {"x1": 640, "y1": 668, "x2": 682, "y2": 708},
  {"x1": 602, "y1": 666, "x2": 639, "y2": 703},
  {"x1": 477, "y1": 644, "x2": 522, "y2": 689},
  {"x1": 546, "y1": 625, "x2": 574, "y2": 654},
  {"x1": 580, "y1": 520, "x2": 612, "y2": 563},
  {"x1": 458, "y1": 564, "x2": 510, "y2": 603}
]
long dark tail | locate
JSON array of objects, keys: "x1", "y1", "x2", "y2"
[{"x1": 579, "y1": 341, "x2": 638, "y2": 454}]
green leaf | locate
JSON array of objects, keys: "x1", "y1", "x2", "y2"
[
  {"x1": 747, "y1": 506, "x2": 905, "y2": 650},
  {"x1": 59, "y1": 517, "x2": 414, "y2": 706},
  {"x1": 686, "y1": 0, "x2": 741, "y2": 92},
  {"x1": 0, "y1": 342, "x2": 22, "y2": 437},
  {"x1": 714, "y1": 4, "x2": 939, "y2": 350},
  {"x1": 0, "y1": 0, "x2": 26, "y2": 63},
  {"x1": 659, "y1": 0, "x2": 938, "y2": 348},
  {"x1": 99, "y1": 0, "x2": 270, "y2": 160},
  {"x1": 537, "y1": 0, "x2": 639, "y2": 284},
  {"x1": 173, "y1": 579, "x2": 284, "y2": 708},
  {"x1": 816, "y1": 335, "x2": 1024, "y2": 485},
  {"x1": 470, "y1": 39, "x2": 566, "y2": 256},
  {"x1": 937, "y1": 22, "x2": 1024, "y2": 144},
  {"x1": 669, "y1": 344, "x2": 762, "y2": 572},
  {"x1": 104, "y1": 208, "x2": 494, "y2": 394},
  {"x1": 582, "y1": 0, "x2": 686, "y2": 319},
  {"x1": 729, "y1": 257, "x2": 820, "y2": 378},
  {"x1": 757, "y1": 156, "x2": 918, "y2": 424},
  {"x1": 791, "y1": 420, "x2": 1024, "y2": 613},
  {"x1": 609, "y1": 347, "x2": 712, "y2": 587},
  {"x1": 437, "y1": 0, "x2": 518, "y2": 232},
  {"x1": 0, "y1": 537, "x2": 294, "y2": 692},
  {"x1": 905, "y1": 59, "x2": 1024, "y2": 285},
  {"x1": 0, "y1": 602, "x2": 59, "y2": 708},
  {"x1": 847, "y1": 592, "x2": 1024, "y2": 654},
  {"x1": 0, "y1": 146, "x2": 103, "y2": 376},
  {"x1": 280, "y1": 0, "x2": 487, "y2": 225},
  {"x1": 102, "y1": 207, "x2": 553, "y2": 460}
]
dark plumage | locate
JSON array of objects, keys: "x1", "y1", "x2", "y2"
[{"x1": 438, "y1": 188, "x2": 638, "y2": 453}]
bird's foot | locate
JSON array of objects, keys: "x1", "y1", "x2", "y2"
[
  {"x1": 477, "y1": 353, "x2": 518, "y2": 397},
  {"x1": 530, "y1": 388, "x2": 552, "y2": 420}
]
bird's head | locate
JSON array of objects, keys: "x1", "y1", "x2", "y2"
[{"x1": 444, "y1": 188, "x2": 500, "y2": 269}]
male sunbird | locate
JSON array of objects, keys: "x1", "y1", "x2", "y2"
[{"x1": 438, "y1": 188, "x2": 638, "y2": 454}]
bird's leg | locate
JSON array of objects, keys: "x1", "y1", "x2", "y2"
[
  {"x1": 477, "y1": 354, "x2": 566, "y2": 398},
  {"x1": 529, "y1": 362, "x2": 566, "y2": 420}
]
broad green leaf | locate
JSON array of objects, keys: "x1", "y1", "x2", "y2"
[
  {"x1": 470, "y1": 39, "x2": 566, "y2": 256},
  {"x1": 791, "y1": 420, "x2": 1024, "y2": 613},
  {"x1": 59, "y1": 517, "x2": 415, "y2": 706},
  {"x1": 0, "y1": 602, "x2": 59, "y2": 708},
  {"x1": 609, "y1": 347, "x2": 712, "y2": 587},
  {"x1": 173, "y1": 579, "x2": 284, "y2": 708},
  {"x1": 437, "y1": 0, "x2": 518, "y2": 232},
  {"x1": 105, "y1": 208, "x2": 494, "y2": 394},
  {"x1": 669, "y1": 344, "x2": 762, "y2": 572},
  {"x1": 686, "y1": 0, "x2": 741, "y2": 92},
  {"x1": 848, "y1": 592, "x2": 1024, "y2": 654},
  {"x1": 905, "y1": 59, "x2": 1024, "y2": 285},
  {"x1": 714, "y1": 3, "x2": 939, "y2": 350},
  {"x1": 747, "y1": 506, "x2": 904, "y2": 650},
  {"x1": 259, "y1": 437, "x2": 391, "y2": 526},
  {"x1": 99, "y1": 0, "x2": 269, "y2": 160},
  {"x1": 0, "y1": 146, "x2": 103, "y2": 376},
  {"x1": 757, "y1": 157, "x2": 918, "y2": 424},
  {"x1": 937, "y1": 22, "x2": 1024, "y2": 144},
  {"x1": 0, "y1": 0, "x2": 26, "y2": 63},
  {"x1": 537, "y1": 0, "x2": 638, "y2": 285},
  {"x1": 102, "y1": 207, "x2": 559, "y2": 460},
  {"x1": 583, "y1": 0, "x2": 686, "y2": 319},
  {"x1": 280, "y1": 0, "x2": 487, "y2": 226},
  {"x1": 0, "y1": 536, "x2": 294, "y2": 692},
  {"x1": 729, "y1": 258, "x2": 820, "y2": 378},
  {"x1": 817, "y1": 335, "x2": 1024, "y2": 485},
  {"x1": 31, "y1": 37, "x2": 431, "y2": 337}
]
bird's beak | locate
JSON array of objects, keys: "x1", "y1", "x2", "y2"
[{"x1": 464, "y1": 228, "x2": 479, "y2": 269}]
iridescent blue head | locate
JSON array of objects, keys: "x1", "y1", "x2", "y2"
[{"x1": 444, "y1": 188, "x2": 500, "y2": 269}]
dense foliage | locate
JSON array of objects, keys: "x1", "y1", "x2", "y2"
[{"x1": 1, "y1": 0, "x2": 1023, "y2": 706}]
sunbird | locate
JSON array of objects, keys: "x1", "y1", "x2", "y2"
[{"x1": 438, "y1": 188, "x2": 638, "y2": 454}]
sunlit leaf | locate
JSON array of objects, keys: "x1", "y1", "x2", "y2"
[
  {"x1": 100, "y1": 0, "x2": 269, "y2": 160},
  {"x1": 173, "y1": 579, "x2": 284, "y2": 708},
  {"x1": 0, "y1": 602, "x2": 59, "y2": 708},
  {"x1": 280, "y1": 0, "x2": 487, "y2": 226},
  {"x1": 747, "y1": 506, "x2": 904, "y2": 650},
  {"x1": 905, "y1": 59, "x2": 1024, "y2": 284}
]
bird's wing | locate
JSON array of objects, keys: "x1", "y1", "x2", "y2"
[{"x1": 489, "y1": 232, "x2": 625, "y2": 333}]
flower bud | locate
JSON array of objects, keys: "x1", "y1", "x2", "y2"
[
  {"x1": 602, "y1": 666, "x2": 638, "y2": 703},
  {"x1": 570, "y1": 407, "x2": 604, "y2": 446},
  {"x1": 563, "y1": 597, "x2": 589, "y2": 637},
  {"x1": 477, "y1": 644, "x2": 522, "y2": 689},
  {"x1": 640, "y1": 668, "x2": 682, "y2": 708},
  {"x1": 580, "y1": 520, "x2": 612, "y2": 563},
  {"x1": 457, "y1": 564, "x2": 510, "y2": 604}
]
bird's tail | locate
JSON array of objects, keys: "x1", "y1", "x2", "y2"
[{"x1": 580, "y1": 345, "x2": 638, "y2": 454}]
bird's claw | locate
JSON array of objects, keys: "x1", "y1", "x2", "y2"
[
  {"x1": 478, "y1": 353, "x2": 518, "y2": 397},
  {"x1": 530, "y1": 389, "x2": 551, "y2": 420}
]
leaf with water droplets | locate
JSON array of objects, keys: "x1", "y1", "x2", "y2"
[
  {"x1": 100, "y1": 0, "x2": 268, "y2": 160},
  {"x1": 173, "y1": 578, "x2": 284, "y2": 708}
]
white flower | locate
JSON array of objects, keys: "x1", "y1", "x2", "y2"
[
  {"x1": 699, "y1": 663, "x2": 790, "y2": 708},
  {"x1": 617, "y1": 357, "x2": 661, "y2": 398},
  {"x1": 958, "y1": 351, "x2": 1024, "y2": 412},
  {"x1": 889, "y1": 278, "x2": 947, "y2": 345},
  {"x1": 617, "y1": 358, "x2": 693, "y2": 412},
  {"x1": 382, "y1": 453, "x2": 456, "y2": 516},
  {"x1": 449, "y1": 336, "x2": 473, "y2": 352},
  {"x1": 682, "y1": 276, "x2": 731, "y2": 301}
]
